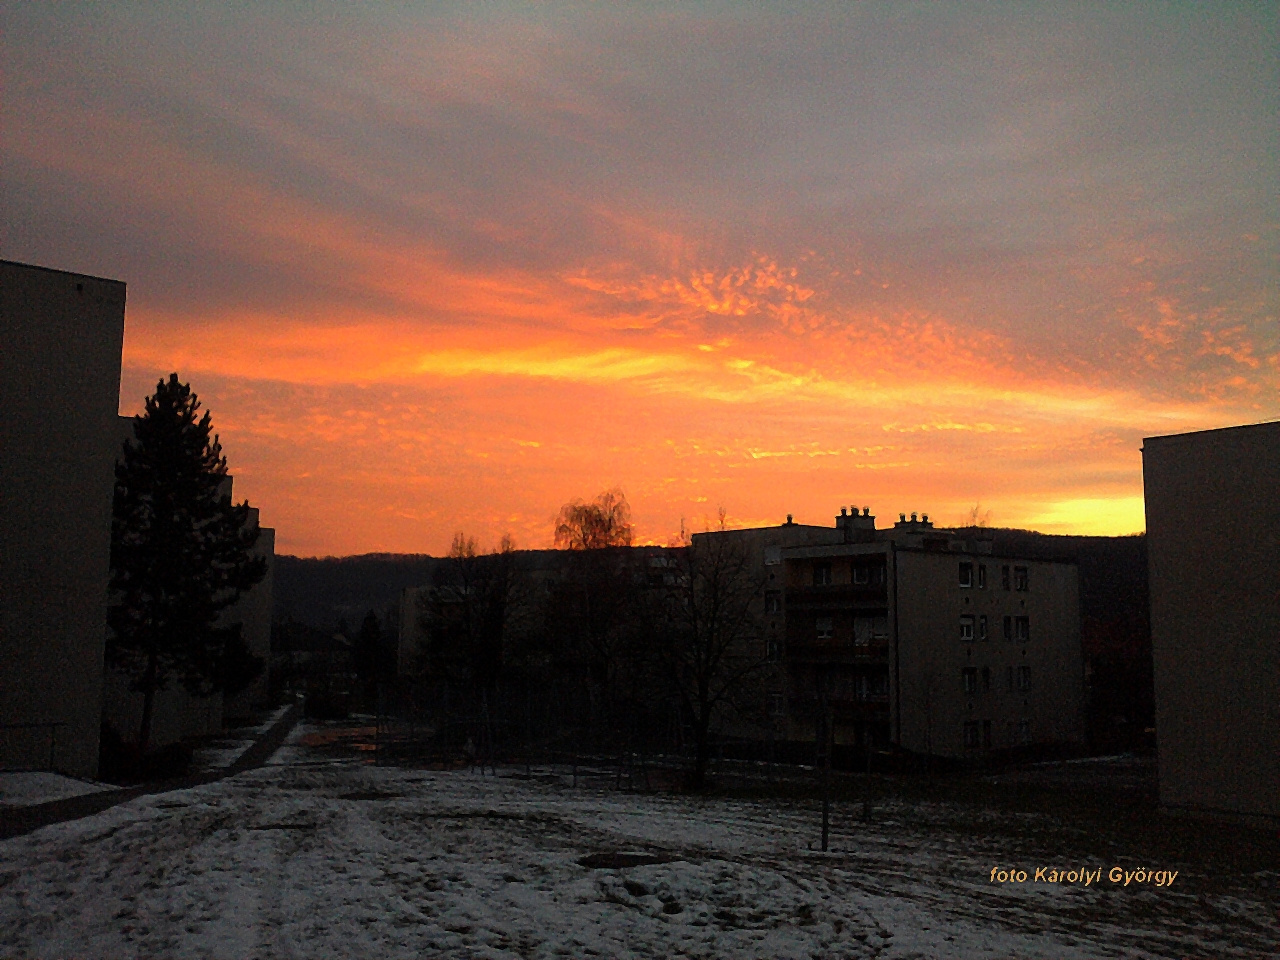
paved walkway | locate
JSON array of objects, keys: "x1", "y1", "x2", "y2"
[{"x1": 0, "y1": 702, "x2": 301, "y2": 841}]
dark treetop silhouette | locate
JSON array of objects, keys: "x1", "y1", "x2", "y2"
[{"x1": 108, "y1": 374, "x2": 266, "y2": 755}]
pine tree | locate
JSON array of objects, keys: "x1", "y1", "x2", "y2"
[{"x1": 108, "y1": 374, "x2": 267, "y2": 754}]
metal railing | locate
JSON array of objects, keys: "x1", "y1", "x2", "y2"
[{"x1": 0, "y1": 721, "x2": 67, "y2": 773}]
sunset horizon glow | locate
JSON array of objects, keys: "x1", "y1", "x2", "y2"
[{"x1": 6, "y1": 5, "x2": 1276, "y2": 556}]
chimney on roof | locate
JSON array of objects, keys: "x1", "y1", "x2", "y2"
[
  {"x1": 838, "y1": 503, "x2": 876, "y2": 542},
  {"x1": 786, "y1": 513, "x2": 793, "y2": 525}
]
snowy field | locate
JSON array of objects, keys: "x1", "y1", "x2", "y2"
[{"x1": 0, "y1": 724, "x2": 1275, "y2": 959}]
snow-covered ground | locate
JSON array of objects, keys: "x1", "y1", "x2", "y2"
[
  {"x1": 0, "y1": 723, "x2": 1275, "y2": 959},
  {"x1": 0, "y1": 772, "x2": 115, "y2": 808}
]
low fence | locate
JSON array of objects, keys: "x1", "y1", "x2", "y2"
[
  {"x1": 0, "y1": 721, "x2": 67, "y2": 773},
  {"x1": 368, "y1": 682, "x2": 837, "y2": 789}
]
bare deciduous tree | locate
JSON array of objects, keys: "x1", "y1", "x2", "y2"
[
  {"x1": 554, "y1": 488, "x2": 633, "y2": 550},
  {"x1": 656, "y1": 528, "x2": 767, "y2": 789}
]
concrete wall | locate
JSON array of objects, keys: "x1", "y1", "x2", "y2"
[
  {"x1": 223, "y1": 511, "x2": 275, "y2": 719},
  {"x1": 1144, "y1": 422, "x2": 1280, "y2": 823},
  {"x1": 894, "y1": 550, "x2": 1083, "y2": 758},
  {"x1": 0, "y1": 260, "x2": 126, "y2": 777}
]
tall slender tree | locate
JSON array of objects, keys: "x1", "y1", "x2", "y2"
[
  {"x1": 551, "y1": 490, "x2": 636, "y2": 708},
  {"x1": 108, "y1": 374, "x2": 266, "y2": 754}
]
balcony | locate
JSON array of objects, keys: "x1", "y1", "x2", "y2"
[
  {"x1": 787, "y1": 639, "x2": 890, "y2": 662},
  {"x1": 785, "y1": 586, "x2": 888, "y2": 611}
]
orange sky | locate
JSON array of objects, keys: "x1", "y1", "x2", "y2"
[{"x1": 5, "y1": 5, "x2": 1277, "y2": 555}]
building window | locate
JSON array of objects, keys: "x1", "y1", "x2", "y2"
[
  {"x1": 981, "y1": 666, "x2": 991, "y2": 692},
  {"x1": 816, "y1": 616, "x2": 834, "y2": 641},
  {"x1": 766, "y1": 637, "x2": 781, "y2": 662},
  {"x1": 977, "y1": 564, "x2": 987, "y2": 589},
  {"x1": 769, "y1": 693, "x2": 786, "y2": 717},
  {"x1": 962, "y1": 667, "x2": 978, "y2": 694},
  {"x1": 978, "y1": 615, "x2": 988, "y2": 641},
  {"x1": 1015, "y1": 616, "x2": 1030, "y2": 642},
  {"x1": 1006, "y1": 666, "x2": 1014, "y2": 691},
  {"x1": 982, "y1": 719, "x2": 992, "y2": 750},
  {"x1": 1014, "y1": 566, "x2": 1029, "y2": 591},
  {"x1": 853, "y1": 614, "x2": 887, "y2": 646},
  {"x1": 963, "y1": 721, "x2": 980, "y2": 750},
  {"x1": 1017, "y1": 719, "x2": 1031, "y2": 744},
  {"x1": 853, "y1": 565, "x2": 869, "y2": 585},
  {"x1": 1003, "y1": 615, "x2": 1013, "y2": 641},
  {"x1": 959, "y1": 615, "x2": 975, "y2": 641},
  {"x1": 764, "y1": 591, "x2": 782, "y2": 614},
  {"x1": 1001, "y1": 565, "x2": 1011, "y2": 591},
  {"x1": 764, "y1": 546, "x2": 781, "y2": 566},
  {"x1": 1017, "y1": 665, "x2": 1031, "y2": 690},
  {"x1": 958, "y1": 562, "x2": 973, "y2": 587},
  {"x1": 813, "y1": 563, "x2": 832, "y2": 586}
]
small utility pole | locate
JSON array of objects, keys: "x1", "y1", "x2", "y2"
[{"x1": 818, "y1": 684, "x2": 831, "y2": 852}]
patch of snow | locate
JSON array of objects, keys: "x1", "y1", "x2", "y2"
[{"x1": 0, "y1": 772, "x2": 116, "y2": 808}]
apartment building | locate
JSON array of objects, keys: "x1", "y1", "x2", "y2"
[
  {"x1": 0, "y1": 260, "x2": 126, "y2": 777},
  {"x1": 708, "y1": 509, "x2": 1085, "y2": 761},
  {"x1": 1143, "y1": 422, "x2": 1280, "y2": 824}
]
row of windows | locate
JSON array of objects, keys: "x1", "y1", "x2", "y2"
[
  {"x1": 814, "y1": 615, "x2": 889, "y2": 644},
  {"x1": 960, "y1": 614, "x2": 1029, "y2": 642},
  {"x1": 964, "y1": 719, "x2": 1031, "y2": 750},
  {"x1": 962, "y1": 665, "x2": 1031, "y2": 694},
  {"x1": 810, "y1": 562, "x2": 886, "y2": 586},
  {"x1": 959, "y1": 562, "x2": 1028, "y2": 591}
]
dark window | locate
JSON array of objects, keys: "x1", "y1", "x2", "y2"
[
  {"x1": 1003, "y1": 615, "x2": 1013, "y2": 641},
  {"x1": 1006, "y1": 666, "x2": 1014, "y2": 691},
  {"x1": 816, "y1": 616, "x2": 833, "y2": 640},
  {"x1": 962, "y1": 667, "x2": 977, "y2": 694},
  {"x1": 1018, "y1": 719, "x2": 1031, "y2": 744},
  {"x1": 982, "y1": 719, "x2": 992, "y2": 750},
  {"x1": 978, "y1": 615, "x2": 988, "y2": 641},
  {"x1": 958, "y1": 562, "x2": 973, "y2": 587},
  {"x1": 960, "y1": 615, "x2": 975, "y2": 641},
  {"x1": 1014, "y1": 566, "x2": 1029, "y2": 592},
  {"x1": 854, "y1": 614, "x2": 888, "y2": 646},
  {"x1": 813, "y1": 563, "x2": 832, "y2": 586},
  {"x1": 977, "y1": 564, "x2": 987, "y2": 588},
  {"x1": 1001, "y1": 565, "x2": 1011, "y2": 591},
  {"x1": 764, "y1": 591, "x2": 782, "y2": 614},
  {"x1": 852, "y1": 565, "x2": 869, "y2": 585},
  {"x1": 769, "y1": 694, "x2": 786, "y2": 717},
  {"x1": 1015, "y1": 616, "x2": 1030, "y2": 642},
  {"x1": 981, "y1": 666, "x2": 991, "y2": 692},
  {"x1": 766, "y1": 637, "x2": 781, "y2": 662},
  {"x1": 963, "y1": 721, "x2": 980, "y2": 750},
  {"x1": 1017, "y1": 665, "x2": 1031, "y2": 690}
]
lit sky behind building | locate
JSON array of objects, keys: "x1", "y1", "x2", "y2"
[{"x1": 4, "y1": 3, "x2": 1277, "y2": 556}]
